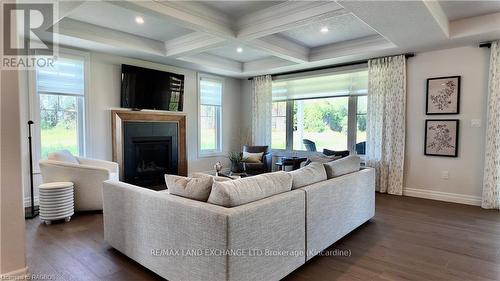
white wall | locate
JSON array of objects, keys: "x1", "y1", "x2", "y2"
[
  {"x1": 22, "y1": 50, "x2": 244, "y2": 204},
  {"x1": 404, "y1": 46, "x2": 490, "y2": 205},
  {"x1": 1, "y1": 69, "x2": 27, "y2": 276}
]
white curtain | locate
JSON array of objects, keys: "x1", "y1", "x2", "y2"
[
  {"x1": 366, "y1": 55, "x2": 406, "y2": 195},
  {"x1": 482, "y1": 40, "x2": 500, "y2": 209},
  {"x1": 251, "y1": 75, "x2": 273, "y2": 146}
]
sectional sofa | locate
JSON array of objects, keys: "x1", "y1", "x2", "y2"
[{"x1": 103, "y1": 156, "x2": 375, "y2": 281}]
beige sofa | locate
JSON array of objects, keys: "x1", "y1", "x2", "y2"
[{"x1": 103, "y1": 156, "x2": 375, "y2": 281}]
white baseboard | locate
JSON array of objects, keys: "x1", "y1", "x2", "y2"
[
  {"x1": 403, "y1": 187, "x2": 482, "y2": 206},
  {"x1": 1, "y1": 266, "x2": 28, "y2": 278},
  {"x1": 24, "y1": 196, "x2": 39, "y2": 207}
]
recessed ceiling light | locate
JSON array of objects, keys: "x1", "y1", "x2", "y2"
[
  {"x1": 320, "y1": 26, "x2": 329, "y2": 33},
  {"x1": 236, "y1": 47, "x2": 243, "y2": 53},
  {"x1": 135, "y1": 16, "x2": 144, "y2": 24}
]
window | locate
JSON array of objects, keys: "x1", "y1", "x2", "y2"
[
  {"x1": 271, "y1": 101, "x2": 287, "y2": 149},
  {"x1": 199, "y1": 76, "x2": 223, "y2": 155},
  {"x1": 36, "y1": 56, "x2": 86, "y2": 159},
  {"x1": 355, "y1": 95, "x2": 367, "y2": 155},
  {"x1": 271, "y1": 68, "x2": 368, "y2": 154}
]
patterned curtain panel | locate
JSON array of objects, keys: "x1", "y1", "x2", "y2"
[
  {"x1": 252, "y1": 75, "x2": 272, "y2": 146},
  {"x1": 482, "y1": 40, "x2": 500, "y2": 209},
  {"x1": 366, "y1": 55, "x2": 406, "y2": 195}
]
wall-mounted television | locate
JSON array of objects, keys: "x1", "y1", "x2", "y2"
[{"x1": 121, "y1": 64, "x2": 184, "y2": 111}]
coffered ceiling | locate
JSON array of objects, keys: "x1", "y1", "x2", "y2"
[{"x1": 35, "y1": 0, "x2": 500, "y2": 78}]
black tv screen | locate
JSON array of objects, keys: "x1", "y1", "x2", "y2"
[{"x1": 121, "y1": 64, "x2": 184, "y2": 111}]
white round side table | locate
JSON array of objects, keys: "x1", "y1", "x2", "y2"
[{"x1": 39, "y1": 182, "x2": 74, "y2": 225}]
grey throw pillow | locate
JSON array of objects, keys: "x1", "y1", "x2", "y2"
[
  {"x1": 165, "y1": 174, "x2": 213, "y2": 202},
  {"x1": 323, "y1": 155, "x2": 361, "y2": 179},
  {"x1": 289, "y1": 162, "x2": 327, "y2": 189},
  {"x1": 207, "y1": 171, "x2": 292, "y2": 207}
]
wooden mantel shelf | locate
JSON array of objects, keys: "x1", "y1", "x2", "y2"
[{"x1": 111, "y1": 110, "x2": 188, "y2": 178}]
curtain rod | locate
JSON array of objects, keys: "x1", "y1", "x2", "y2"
[
  {"x1": 479, "y1": 42, "x2": 492, "y2": 48},
  {"x1": 247, "y1": 53, "x2": 415, "y2": 80}
]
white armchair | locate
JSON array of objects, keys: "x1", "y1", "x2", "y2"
[{"x1": 39, "y1": 150, "x2": 119, "y2": 211}]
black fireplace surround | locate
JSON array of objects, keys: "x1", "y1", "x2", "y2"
[{"x1": 123, "y1": 121, "x2": 178, "y2": 188}]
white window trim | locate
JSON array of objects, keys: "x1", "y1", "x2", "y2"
[
  {"x1": 29, "y1": 48, "x2": 90, "y2": 173},
  {"x1": 197, "y1": 73, "x2": 224, "y2": 158}
]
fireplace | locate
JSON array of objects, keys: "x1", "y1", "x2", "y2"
[
  {"x1": 112, "y1": 110, "x2": 187, "y2": 190},
  {"x1": 126, "y1": 136, "x2": 173, "y2": 187}
]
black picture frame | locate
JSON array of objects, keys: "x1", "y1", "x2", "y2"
[
  {"x1": 424, "y1": 119, "x2": 459, "y2": 157},
  {"x1": 426, "y1": 76, "x2": 461, "y2": 115}
]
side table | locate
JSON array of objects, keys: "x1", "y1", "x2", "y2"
[
  {"x1": 39, "y1": 182, "x2": 74, "y2": 225},
  {"x1": 275, "y1": 157, "x2": 308, "y2": 171}
]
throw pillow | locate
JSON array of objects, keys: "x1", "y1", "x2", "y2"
[
  {"x1": 207, "y1": 171, "x2": 292, "y2": 207},
  {"x1": 165, "y1": 174, "x2": 213, "y2": 202},
  {"x1": 323, "y1": 155, "x2": 361, "y2": 179},
  {"x1": 289, "y1": 162, "x2": 327, "y2": 189},
  {"x1": 48, "y1": 150, "x2": 79, "y2": 164},
  {"x1": 242, "y1": 151, "x2": 264, "y2": 163}
]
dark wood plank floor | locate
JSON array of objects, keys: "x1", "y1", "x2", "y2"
[{"x1": 26, "y1": 194, "x2": 500, "y2": 281}]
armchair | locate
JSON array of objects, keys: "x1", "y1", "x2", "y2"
[
  {"x1": 242, "y1": 145, "x2": 272, "y2": 175},
  {"x1": 39, "y1": 150, "x2": 119, "y2": 211}
]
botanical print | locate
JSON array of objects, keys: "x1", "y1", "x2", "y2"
[
  {"x1": 425, "y1": 120, "x2": 458, "y2": 157},
  {"x1": 427, "y1": 77, "x2": 460, "y2": 114}
]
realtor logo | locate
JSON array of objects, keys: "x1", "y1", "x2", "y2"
[{"x1": 2, "y1": 2, "x2": 57, "y2": 69}]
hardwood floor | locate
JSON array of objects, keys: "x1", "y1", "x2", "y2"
[{"x1": 26, "y1": 194, "x2": 500, "y2": 281}]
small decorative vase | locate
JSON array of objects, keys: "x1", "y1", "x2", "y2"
[{"x1": 214, "y1": 161, "x2": 222, "y2": 176}]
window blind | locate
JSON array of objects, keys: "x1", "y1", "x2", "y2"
[
  {"x1": 37, "y1": 57, "x2": 85, "y2": 95},
  {"x1": 272, "y1": 68, "x2": 368, "y2": 101},
  {"x1": 200, "y1": 78, "x2": 222, "y2": 106}
]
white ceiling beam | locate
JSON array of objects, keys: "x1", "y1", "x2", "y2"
[
  {"x1": 243, "y1": 57, "x2": 297, "y2": 74},
  {"x1": 237, "y1": 1, "x2": 348, "y2": 40},
  {"x1": 110, "y1": 0, "x2": 235, "y2": 39},
  {"x1": 423, "y1": 0, "x2": 450, "y2": 38},
  {"x1": 249, "y1": 35, "x2": 309, "y2": 63},
  {"x1": 309, "y1": 35, "x2": 396, "y2": 62},
  {"x1": 56, "y1": 18, "x2": 166, "y2": 56},
  {"x1": 38, "y1": 0, "x2": 86, "y2": 30},
  {"x1": 165, "y1": 32, "x2": 226, "y2": 58},
  {"x1": 177, "y1": 53, "x2": 242, "y2": 73},
  {"x1": 450, "y1": 12, "x2": 500, "y2": 39}
]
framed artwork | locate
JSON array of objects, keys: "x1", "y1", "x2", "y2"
[
  {"x1": 426, "y1": 76, "x2": 461, "y2": 115},
  {"x1": 424, "y1": 119, "x2": 459, "y2": 157}
]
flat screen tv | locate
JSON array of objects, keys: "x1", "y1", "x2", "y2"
[{"x1": 121, "y1": 64, "x2": 184, "y2": 111}]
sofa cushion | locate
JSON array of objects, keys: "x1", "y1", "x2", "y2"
[
  {"x1": 243, "y1": 151, "x2": 264, "y2": 163},
  {"x1": 47, "y1": 150, "x2": 79, "y2": 164},
  {"x1": 289, "y1": 162, "x2": 327, "y2": 189},
  {"x1": 207, "y1": 171, "x2": 292, "y2": 207},
  {"x1": 165, "y1": 174, "x2": 213, "y2": 201},
  {"x1": 323, "y1": 155, "x2": 361, "y2": 179}
]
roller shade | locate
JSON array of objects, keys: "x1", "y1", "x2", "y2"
[
  {"x1": 200, "y1": 78, "x2": 222, "y2": 106},
  {"x1": 37, "y1": 57, "x2": 85, "y2": 95},
  {"x1": 272, "y1": 68, "x2": 368, "y2": 101}
]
